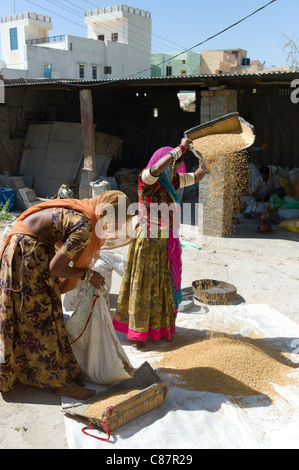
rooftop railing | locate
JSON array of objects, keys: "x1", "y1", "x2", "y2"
[
  {"x1": 1, "y1": 12, "x2": 51, "y2": 23},
  {"x1": 26, "y1": 35, "x2": 66, "y2": 45},
  {"x1": 85, "y1": 4, "x2": 150, "y2": 18}
]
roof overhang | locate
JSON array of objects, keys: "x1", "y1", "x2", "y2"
[{"x1": 2, "y1": 71, "x2": 299, "y2": 92}]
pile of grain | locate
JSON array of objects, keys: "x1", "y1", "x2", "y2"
[
  {"x1": 193, "y1": 133, "x2": 250, "y2": 235},
  {"x1": 193, "y1": 133, "x2": 247, "y2": 169},
  {"x1": 155, "y1": 333, "x2": 295, "y2": 398},
  {"x1": 85, "y1": 388, "x2": 140, "y2": 418}
]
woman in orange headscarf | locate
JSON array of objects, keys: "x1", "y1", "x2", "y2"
[{"x1": 0, "y1": 191, "x2": 132, "y2": 400}]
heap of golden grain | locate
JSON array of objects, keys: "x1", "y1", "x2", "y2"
[{"x1": 154, "y1": 331, "x2": 296, "y2": 400}]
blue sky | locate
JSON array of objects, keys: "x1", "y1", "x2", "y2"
[{"x1": 0, "y1": 0, "x2": 297, "y2": 67}]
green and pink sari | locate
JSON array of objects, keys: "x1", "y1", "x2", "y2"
[{"x1": 113, "y1": 147, "x2": 185, "y2": 342}]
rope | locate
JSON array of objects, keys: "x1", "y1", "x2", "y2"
[
  {"x1": 69, "y1": 293, "x2": 99, "y2": 345},
  {"x1": 82, "y1": 406, "x2": 114, "y2": 442}
]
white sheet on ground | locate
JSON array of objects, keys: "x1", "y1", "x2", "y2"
[{"x1": 61, "y1": 303, "x2": 299, "y2": 449}]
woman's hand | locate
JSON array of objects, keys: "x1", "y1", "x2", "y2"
[
  {"x1": 151, "y1": 137, "x2": 193, "y2": 177},
  {"x1": 180, "y1": 137, "x2": 192, "y2": 150},
  {"x1": 89, "y1": 271, "x2": 106, "y2": 290}
]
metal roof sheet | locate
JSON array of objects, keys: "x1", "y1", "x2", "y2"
[
  {"x1": 3, "y1": 70, "x2": 299, "y2": 88},
  {"x1": 18, "y1": 122, "x2": 83, "y2": 197}
]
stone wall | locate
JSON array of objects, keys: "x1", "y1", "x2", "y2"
[
  {"x1": 200, "y1": 88, "x2": 238, "y2": 123},
  {"x1": 198, "y1": 157, "x2": 236, "y2": 237}
]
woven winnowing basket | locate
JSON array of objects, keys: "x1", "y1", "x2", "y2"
[
  {"x1": 88, "y1": 381, "x2": 168, "y2": 432},
  {"x1": 185, "y1": 112, "x2": 255, "y2": 149},
  {"x1": 63, "y1": 362, "x2": 168, "y2": 435}
]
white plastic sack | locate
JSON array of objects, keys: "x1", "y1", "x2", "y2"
[
  {"x1": 92, "y1": 258, "x2": 113, "y2": 308},
  {"x1": 63, "y1": 282, "x2": 133, "y2": 385},
  {"x1": 248, "y1": 163, "x2": 261, "y2": 195},
  {"x1": 98, "y1": 250, "x2": 126, "y2": 276},
  {"x1": 278, "y1": 206, "x2": 299, "y2": 220},
  {"x1": 244, "y1": 198, "x2": 269, "y2": 214},
  {"x1": 1, "y1": 223, "x2": 14, "y2": 248}
]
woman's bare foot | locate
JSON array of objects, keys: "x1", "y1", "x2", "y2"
[
  {"x1": 56, "y1": 382, "x2": 96, "y2": 400},
  {"x1": 130, "y1": 340, "x2": 146, "y2": 350}
]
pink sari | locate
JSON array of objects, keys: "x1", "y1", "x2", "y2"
[{"x1": 146, "y1": 147, "x2": 185, "y2": 310}]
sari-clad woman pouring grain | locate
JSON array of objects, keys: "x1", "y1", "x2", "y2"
[
  {"x1": 113, "y1": 138, "x2": 208, "y2": 348},
  {"x1": 0, "y1": 191, "x2": 132, "y2": 400}
]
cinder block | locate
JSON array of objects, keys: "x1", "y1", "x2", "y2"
[
  {"x1": 11, "y1": 176, "x2": 25, "y2": 190},
  {"x1": 18, "y1": 187, "x2": 38, "y2": 203}
]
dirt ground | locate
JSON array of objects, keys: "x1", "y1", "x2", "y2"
[{"x1": 0, "y1": 211, "x2": 298, "y2": 449}]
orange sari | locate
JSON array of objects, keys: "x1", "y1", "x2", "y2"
[{"x1": 0, "y1": 190, "x2": 132, "y2": 293}]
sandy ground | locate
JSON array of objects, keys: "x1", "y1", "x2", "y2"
[{"x1": 0, "y1": 212, "x2": 298, "y2": 449}]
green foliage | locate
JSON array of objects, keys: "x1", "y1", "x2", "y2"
[{"x1": 0, "y1": 197, "x2": 13, "y2": 221}]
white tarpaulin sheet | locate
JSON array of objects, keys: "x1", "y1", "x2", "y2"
[{"x1": 62, "y1": 303, "x2": 299, "y2": 449}]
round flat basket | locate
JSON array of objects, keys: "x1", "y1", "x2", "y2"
[{"x1": 192, "y1": 279, "x2": 237, "y2": 305}]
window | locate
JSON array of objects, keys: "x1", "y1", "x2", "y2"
[
  {"x1": 180, "y1": 69, "x2": 187, "y2": 76},
  {"x1": 104, "y1": 66, "x2": 112, "y2": 74},
  {"x1": 44, "y1": 63, "x2": 52, "y2": 79},
  {"x1": 177, "y1": 91, "x2": 196, "y2": 113},
  {"x1": 92, "y1": 66, "x2": 97, "y2": 80},
  {"x1": 166, "y1": 66, "x2": 172, "y2": 76},
  {"x1": 98, "y1": 34, "x2": 104, "y2": 41},
  {"x1": 111, "y1": 33, "x2": 118, "y2": 42},
  {"x1": 9, "y1": 28, "x2": 18, "y2": 51},
  {"x1": 79, "y1": 64, "x2": 85, "y2": 78}
]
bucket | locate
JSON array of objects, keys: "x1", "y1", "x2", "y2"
[
  {"x1": 0, "y1": 188, "x2": 16, "y2": 211},
  {"x1": 90, "y1": 179, "x2": 111, "y2": 197}
]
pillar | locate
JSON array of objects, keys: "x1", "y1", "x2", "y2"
[
  {"x1": 79, "y1": 89, "x2": 98, "y2": 199},
  {"x1": 198, "y1": 87, "x2": 238, "y2": 237},
  {"x1": 200, "y1": 87, "x2": 238, "y2": 124}
]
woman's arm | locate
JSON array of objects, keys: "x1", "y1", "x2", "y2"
[
  {"x1": 49, "y1": 251, "x2": 105, "y2": 289},
  {"x1": 150, "y1": 137, "x2": 192, "y2": 176},
  {"x1": 194, "y1": 166, "x2": 208, "y2": 183}
]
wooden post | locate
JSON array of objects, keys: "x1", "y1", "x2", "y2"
[{"x1": 79, "y1": 89, "x2": 97, "y2": 199}]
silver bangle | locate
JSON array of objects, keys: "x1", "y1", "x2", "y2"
[
  {"x1": 81, "y1": 268, "x2": 93, "y2": 281},
  {"x1": 170, "y1": 147, "x2": 183, "y2": 164},
  {"x1": 200, "y1": 162, "x2": 210, "y2": 174}
]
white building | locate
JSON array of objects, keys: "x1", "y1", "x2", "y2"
[{"x1": 0, "y1": 5, "x2": 152, "y2": 80}]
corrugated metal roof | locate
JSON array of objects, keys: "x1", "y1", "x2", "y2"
[{"x1": 3, "y1": 70, "x2": 299, "y2": 88}]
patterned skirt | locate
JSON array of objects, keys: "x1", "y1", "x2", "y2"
[
  {"x1": 113, "y1": 233, "x2": 176, "y2": 341},
  {"x1": 0, "y1": 235, "x2": 82, "y2": 393}
]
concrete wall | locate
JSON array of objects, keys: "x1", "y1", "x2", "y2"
[
  {"x1": 0, "y1": 9, "x2": 151, "y2": 80},
  {"x1": 0, "y1": 13, "x2": 52, "y2": 69},
  {"x1": 151, "y1": 51, "x2": 201, "y2": 77},
  {"x1": 26, "y1": 45, "x2": 74, "y2": 79},
  {"x1": 85, "y1": 5, "x2": 151, "y2": 53},
  {"x1": 200, "y1": 49, "x2": 248, "y2": 75}
]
